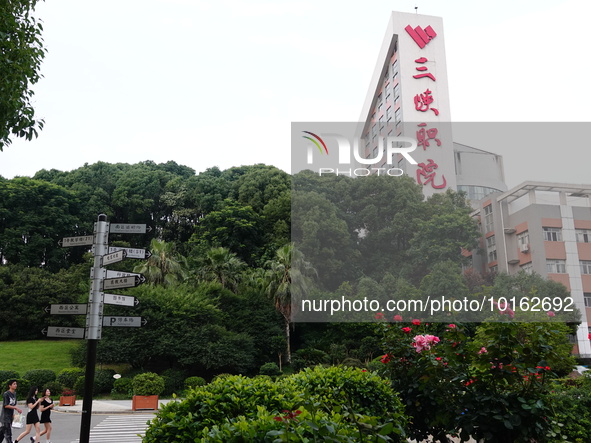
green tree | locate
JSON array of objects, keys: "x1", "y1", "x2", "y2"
[
  {"x1": 265, "y1": 243, "x2": 316, "y2": 364},
  {"x1": 0, "y1": 0, "x2": 46, "y2": 150},
  {"x1": 196, "y1": 246, "x2": 246, "y2": 291},
  {"x1": 133, "y1": 238, "x2": 188, "y2": 286},
  {"x1": 190, "y1": 200, "x2": 265, "y2": 265},
  {"x1": 0, "y1": 177, "x2": 82, "y2": 270}
]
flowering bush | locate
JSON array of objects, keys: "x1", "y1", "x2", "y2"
[{"x1": 377, "y1": 313, "x2": 575, "y2": 442}]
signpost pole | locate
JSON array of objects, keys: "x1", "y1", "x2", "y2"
[{"x1": 79, "y1": 214, "x2": 108, "y2": 443}]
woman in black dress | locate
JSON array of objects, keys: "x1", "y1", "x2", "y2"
[
  {"x1": 14, "y1": 386, "x2": 41, "y2": 443},
  {"x1": 39, "y1": 388, "x2": 54, "y2": 442}
]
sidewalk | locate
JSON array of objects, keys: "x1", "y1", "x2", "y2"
[{"x1": 51, "y1": 398, "x2": 174, "y2": 414}]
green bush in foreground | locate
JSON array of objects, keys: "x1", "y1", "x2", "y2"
[
  {"x1": 144, "y1": 366, "x2": 408, "y2": 442},
  {"x1": 545, "y1": 375, "x2": 591, "y2": 442}
]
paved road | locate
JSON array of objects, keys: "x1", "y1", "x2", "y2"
[
  {"x1": 30, "y1": 412, "x2": 155, "y2": 443},
  {"x1": 69, "y1": 414, "x2": 153, "y2": 442}
]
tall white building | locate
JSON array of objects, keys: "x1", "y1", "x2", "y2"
[{"x1": 360, "y1": 11, "x2": 505, "y2": 201}]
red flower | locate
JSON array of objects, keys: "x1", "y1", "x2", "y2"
[
  {"x1": 401, "y1": 327, "x2": 412, "y2": 334},
  {"x1": 588, "y1": 333, "x2": 591, "y2": 340},
  {"x1": 411, "y1": 319, "x2": 421, "y2": 326},
  {"x1": 375, "y1": 312, "x2": 385, "y2": 320},
  {"x1": 381, "y1": 354, "x2": 391, "y2": 364},
  {"x1": 447, "y1": 323, "x2": 457, "y2": 329},
  {"x1": 393, "y1": 314, "x2": 403, "y2": 322}
]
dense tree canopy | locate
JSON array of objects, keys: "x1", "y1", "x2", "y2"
[
  {"x1": 0, "y1": 160, "x2": 578, "y2": 378},
  {"x1": 0, "y1": 0, "x2": 46, "y2": 150}
]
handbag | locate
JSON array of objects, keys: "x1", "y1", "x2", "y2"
[{"x1": 12, "y1": 412, "x2": 24, "y2": 429}]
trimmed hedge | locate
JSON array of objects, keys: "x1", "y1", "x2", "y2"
[{"x1": 143, "y1": 366, "x2": 408, "y2": 442}]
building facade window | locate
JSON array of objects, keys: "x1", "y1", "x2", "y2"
[
  {"x1": 520, "y1": 262, "x2": 533, "y2": 274},
  {"x1": 517, "y1": 231, "x2": 530, "y2": 249},
  {"x1": 486, "y1": 235, "x2": 497, "y2": 263},
  {"x1": 580, "y1": 260, "x2": 591, "y2": 275},
  {"x1": 543, "y1": 227, "x2": 562, "y2": 242},
  {"x1": 546, "y1": 259, "x2": 566, "y2": 274},
  {"x1": 584, "y1": 293, "x2": 591, "y2": 308},
  {"x1": 483, "y1": 205, "x2": 494, "y2": 233},
  {"x1": 575, "y1": 229, "x2": 591, "y2": 243},
  {"x1": 393, "y1": 84, "x2": 400, "y2": 100}
]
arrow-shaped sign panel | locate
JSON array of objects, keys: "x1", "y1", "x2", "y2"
[
  {"x1": 60, "y1": 235, "x2": 94, "y2": 247},
  {"x1": 109, "y1": 223, "x2": 151, "y2": 234},
  {"x1": 108, "y1": 247, "x2": 151, "y2": 259},
  {"x1": 43, "y1": 326, "x2": 85, "y2": 339},
  {"x1": 103, "y1": 293, "x2": 139, "y2": 307},
  {"x1": 102, "y1": 316, "x2": 145, "y2": 327},
  {"x1": 102, "y1": 249, "x2": 126, "y2": 266},
  {"x1": 45, "y1": 304, "x2": 88, "y2": 315},
  {"x1": 105, "y1": 270, "x2": 141, "y2": 279},
  {"x1": 103, "y1": 275, "x2": 145, "y2": 290}
]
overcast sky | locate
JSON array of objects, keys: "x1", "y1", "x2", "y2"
[{"x1": 1, "y1": 0, "x2": 589, "y2": 188}]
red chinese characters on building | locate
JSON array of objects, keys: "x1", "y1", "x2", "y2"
[
  {"x1": 413, "y1": 57, "x2": 436, "y2": 81},
  {"x1": 407, "y1": 22, "x2": 446, "y2": 190},
  {"x1": 416, "y1": 123, "x2": 440, "y2": 150},
  {"x1": 414, "y1": 89, "x2": 439, "y2": 116},
  {"x1": 416, "y1": 159, "x2": 446, "y2": 189}
]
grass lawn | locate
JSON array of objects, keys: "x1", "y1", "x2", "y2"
[{"x1": 0, "y1": 340, "x2": 81, "y2": 376}]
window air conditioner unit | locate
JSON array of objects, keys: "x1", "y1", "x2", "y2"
[{"x1": 520, "y1": 243, "x2": 530, "y2": 253}]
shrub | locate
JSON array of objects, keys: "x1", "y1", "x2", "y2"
[
  {"x1": 0, "y1": 370, "x2": 20, "y2": 385},
  {"x1": 545, "y1": 376, "x2": 591, "y2": 442},
  {"x1": 291, "y1": 365, "x2": 406, "y2": 422},
  {"x1": 211, "y1": 373, "x2": 232, "y2": 382},
  {"x1": 112, "y1": 378, "x2": 133, "y2": 398},
  {"x1": 56, "y1": 368, "x2": 84, "y2": 389},
  {"x1": 72, "y1": 369, "x2": 115, "y2": 397},
  {"x1": 23, "y1": 369, "x2": 56, "y2": 389},
  {"x1": 95, "y1": 369, "x2": 116, "y2": 394},
  {"x1": 259, "y1": 362, "x2": 282, "y2": 377},
  {"x1": 132, "y1": 372, "x2": 165, "y2": 396},
  {"x1": 143, "y1": 367, "x2": 408, "y2": 442},
  {"x1": 73, "y1": 376, "x2": 85, "y2": 397},
  {"x1": 13, "y1": 378, "x2": 32, "y2": 401},
  {"x1": 184, "y1": 376, "x2": 206, "y2": 390},
  {"x1": 41, "y1": 381, "x2": 63, "y2": 398},
  {"x1": 161, "y1": 368, "x2": 187, "y2": 397}
]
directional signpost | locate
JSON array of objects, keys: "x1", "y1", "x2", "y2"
[
  {"x1": 108, "y1": 246, "x2": 152, "y2": 259},
  {"x1": 60, "y1": 235, "x2": 94, "y2": 247},
  {"x1": 44, "y1": 304, "x2": 88, "y2": 315},
  {"x1": 103, "y1": 275, "x2": 144, "y2": 290},
  {"x1": 103, "y1": 293, "x2": 139, "y2": 307},
  {"x1": 54, "y1": 215, "x2": 150, "y2": 443},
  {"x1": 43, "y1": 326, "x2": 85, "y2": 339},
  {"x1": 103, "y1": 316, "x2": 146, "y2": 327},
  {"x1": 109, "y1": 223, "x2": 151, "y2": 234},
  {"x1": 105, "y1": 270, "x2": 142, "y2": 279},
  {"x1": 101, "y1": 249, "x2": 126, "y2": 266}
]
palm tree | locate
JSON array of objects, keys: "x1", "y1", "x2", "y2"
[
  {"x1": 133, "y1": 239, "x2": 188, "y2": 285},
  {"x1": 265, "y1": 243, "x2": 315, "y2": 364},
  {"x1": 198, "y1": 246, "x2": 246, "y2": 291}
]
